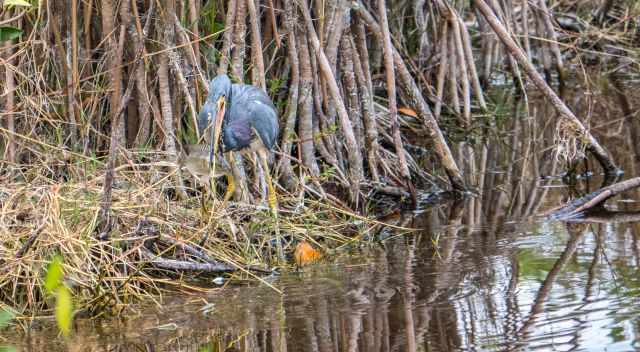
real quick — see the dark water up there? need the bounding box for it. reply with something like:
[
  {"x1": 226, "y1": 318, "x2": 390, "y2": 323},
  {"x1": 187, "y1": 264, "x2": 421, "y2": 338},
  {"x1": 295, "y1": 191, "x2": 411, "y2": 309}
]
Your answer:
[
  {"x1": 7, "y1": 211, "x2": 640, "y2": 351},
  {"x1": 5, "y1": 76, "x2": 640, "y2": 351}
]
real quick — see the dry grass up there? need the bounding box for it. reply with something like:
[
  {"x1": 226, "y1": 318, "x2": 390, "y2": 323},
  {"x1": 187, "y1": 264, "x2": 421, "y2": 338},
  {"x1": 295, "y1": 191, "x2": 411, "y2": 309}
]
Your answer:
[
  {"x1": 0, "y1": 151, "x2": 378, "y2": 316},
  {"x1": 2, "y1": 0, "x2": 637, "y2": 319}
]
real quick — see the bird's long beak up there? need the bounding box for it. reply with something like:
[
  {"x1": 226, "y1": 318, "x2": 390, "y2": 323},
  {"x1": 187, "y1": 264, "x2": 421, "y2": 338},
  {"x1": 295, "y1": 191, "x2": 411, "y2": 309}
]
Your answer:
[{"x1": 209, "y1": 96, "x2": 226, "y2": 168}]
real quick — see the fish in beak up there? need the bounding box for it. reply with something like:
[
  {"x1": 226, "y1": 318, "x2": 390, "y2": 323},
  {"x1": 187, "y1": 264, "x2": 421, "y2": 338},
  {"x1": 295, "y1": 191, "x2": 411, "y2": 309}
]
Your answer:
[{"x1": 209, "y1": 96, "x2": 226, "y2": 169}]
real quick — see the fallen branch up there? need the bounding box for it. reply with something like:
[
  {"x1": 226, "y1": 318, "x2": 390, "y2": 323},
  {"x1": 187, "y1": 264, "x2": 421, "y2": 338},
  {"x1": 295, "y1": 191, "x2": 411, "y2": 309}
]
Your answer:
[
  {"x1": 135, "y1": 220, "x2": 270, "y2": 274},
  {"x1": 139, "y1": 248, "x2": 235, "y2": 273},
  {"x1": 549, "y1": 177, "x2": 640, "y2": 219},
  {"x1": 563, "y1": 210, "x2": 640, "y2": 224}
]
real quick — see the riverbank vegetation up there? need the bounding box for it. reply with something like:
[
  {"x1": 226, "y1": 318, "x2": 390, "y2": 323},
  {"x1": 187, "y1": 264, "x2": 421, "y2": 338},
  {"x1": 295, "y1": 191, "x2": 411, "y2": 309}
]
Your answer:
[{"x1": 0, "y1": 0, "x2": 638, "y2": 319}]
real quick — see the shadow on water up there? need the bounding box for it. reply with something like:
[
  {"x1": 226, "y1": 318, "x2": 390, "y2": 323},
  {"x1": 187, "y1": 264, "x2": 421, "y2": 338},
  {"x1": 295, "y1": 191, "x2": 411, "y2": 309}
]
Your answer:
[{"x1": 5, "y1": 76, "x2": 640, "y2": 351}]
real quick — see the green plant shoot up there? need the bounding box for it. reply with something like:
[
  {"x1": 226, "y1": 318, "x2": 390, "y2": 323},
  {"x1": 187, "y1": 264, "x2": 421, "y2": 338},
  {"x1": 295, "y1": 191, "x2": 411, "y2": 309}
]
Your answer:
[
  {"x1": 44, "y1": 256, "x2": 64, "y2": 294},
  {"x1": 44, "y1": 256, "x2": 74, "y2": 337},
  {"x1": 55, "y1": 285, "x2": 73, "y2": 336}
]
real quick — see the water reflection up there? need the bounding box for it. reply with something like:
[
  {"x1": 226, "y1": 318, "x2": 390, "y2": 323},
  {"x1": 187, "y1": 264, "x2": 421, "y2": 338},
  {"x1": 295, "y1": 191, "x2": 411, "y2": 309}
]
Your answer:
[
  {"x1": 8, "y1": 206, "x2": 640, "y2": 351},
  {"x1": 6, "y1": 76, "x2": 640, "y2": 351}
]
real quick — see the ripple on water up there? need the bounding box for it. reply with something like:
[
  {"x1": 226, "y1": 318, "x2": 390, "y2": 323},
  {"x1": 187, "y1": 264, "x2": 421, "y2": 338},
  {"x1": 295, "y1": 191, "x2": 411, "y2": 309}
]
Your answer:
[{"x1": 4, "y1": 215, "x2": 640, "y2": 352}]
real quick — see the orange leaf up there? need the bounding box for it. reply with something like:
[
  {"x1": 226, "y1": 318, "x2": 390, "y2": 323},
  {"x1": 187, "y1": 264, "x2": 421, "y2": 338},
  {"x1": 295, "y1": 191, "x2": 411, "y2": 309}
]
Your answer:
[
  {"x1": 294, "y1": 241, "x2": 322, "y2": 266},
  {"x1": 398, "y1": 107, "x2": 418, "y2": 117}
]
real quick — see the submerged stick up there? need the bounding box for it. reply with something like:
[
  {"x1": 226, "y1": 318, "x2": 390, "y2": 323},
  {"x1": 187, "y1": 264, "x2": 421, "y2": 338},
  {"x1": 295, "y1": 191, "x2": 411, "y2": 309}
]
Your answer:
[
  {"x1": 549, "y1": 177, "x2": 640, "y2": 219},
  {"x1": 561, "y1": 211, "x2": 640, "y2": 224}
]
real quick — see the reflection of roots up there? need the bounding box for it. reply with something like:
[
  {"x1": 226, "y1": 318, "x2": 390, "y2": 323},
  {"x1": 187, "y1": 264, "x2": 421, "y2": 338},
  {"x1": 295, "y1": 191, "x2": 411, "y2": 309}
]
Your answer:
[{"x1": 554, "y1": 119, "x2": 587, "y2": 163}]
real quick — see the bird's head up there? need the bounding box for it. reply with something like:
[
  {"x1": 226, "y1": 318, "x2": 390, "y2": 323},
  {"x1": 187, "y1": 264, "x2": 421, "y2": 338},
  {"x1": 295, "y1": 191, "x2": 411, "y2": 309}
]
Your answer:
[{"x1": 199, "y1": 74, "x2": 232, "y2": 168}]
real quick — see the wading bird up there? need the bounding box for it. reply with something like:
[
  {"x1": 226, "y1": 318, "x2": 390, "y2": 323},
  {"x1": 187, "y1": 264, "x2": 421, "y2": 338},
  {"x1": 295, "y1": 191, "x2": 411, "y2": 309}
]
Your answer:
[{"x1": 197, "y1": 74, "x2": 279, "y2": 215}]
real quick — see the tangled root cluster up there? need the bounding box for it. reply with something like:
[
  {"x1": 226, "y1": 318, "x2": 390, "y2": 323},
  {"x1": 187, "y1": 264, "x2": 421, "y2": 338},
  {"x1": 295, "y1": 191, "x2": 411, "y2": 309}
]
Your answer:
[{"x1": 553, "y1": 118, "x2": 588, "y2": 163}]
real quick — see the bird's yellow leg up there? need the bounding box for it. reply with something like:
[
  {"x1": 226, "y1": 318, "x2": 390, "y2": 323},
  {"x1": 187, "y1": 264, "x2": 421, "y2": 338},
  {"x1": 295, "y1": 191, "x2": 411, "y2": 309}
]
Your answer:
[
  {"x1": 259, "y1": 151, "x2": 278, "y2": 217},
  {"x1": 222, "y1": 173, "x2": 235, "y2": 205},
  {"x1": 258, "y1": 149, "x2": 283, "y2": 261},
  {"x1": 209, "y1": 169, "x2": 217, "y2": 200}
]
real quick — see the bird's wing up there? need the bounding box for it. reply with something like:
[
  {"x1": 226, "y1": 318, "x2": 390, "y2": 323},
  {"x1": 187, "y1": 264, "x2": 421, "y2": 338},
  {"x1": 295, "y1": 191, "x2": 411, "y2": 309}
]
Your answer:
[
  {"x1": 222, "y1": 117, "x2": 256, "y2": 151},
  {"x1": 247, "y1": 100, "x2": 279, "y2": 150},
  {"x1": 227, "y1": 84, "x2": 279, "y2": 150}
]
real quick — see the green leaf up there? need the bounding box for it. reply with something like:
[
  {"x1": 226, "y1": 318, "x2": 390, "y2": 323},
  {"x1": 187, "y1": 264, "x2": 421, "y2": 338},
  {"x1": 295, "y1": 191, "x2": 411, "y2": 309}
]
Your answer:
[
  {"x1": 44, "y1": 256, "x2": 64, "y2": 295},
  {"x1": 0, "y1": 346, "x2": 18, "y2": 352},
  {"x1": 55, "y1": 285, "x2": 73, "y2": 337},
  {"x1": 0, "y1": 27, "x2": 22, "y2": 42},
  {"x1": 0, "y1": 308, "x2": 16, "y2": 328},
  {"x1": 3, "y1": 0, "x2": 32, "y2": 7}
]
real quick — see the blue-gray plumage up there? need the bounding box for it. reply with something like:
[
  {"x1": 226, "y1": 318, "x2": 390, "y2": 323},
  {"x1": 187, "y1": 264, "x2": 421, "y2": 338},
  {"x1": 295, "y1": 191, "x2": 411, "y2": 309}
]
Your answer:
[
  {"x1": 196, "y1": 74, "x2": 280, "y2": 217},
  {"x1": 197, "y1": 74, "x2": 279, "y2": 153}
]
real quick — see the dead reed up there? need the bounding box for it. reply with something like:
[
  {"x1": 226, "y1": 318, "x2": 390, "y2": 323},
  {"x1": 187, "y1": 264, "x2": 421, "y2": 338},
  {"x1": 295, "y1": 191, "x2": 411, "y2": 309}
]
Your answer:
[
  {"x1": 0, "y1": 150, "x2": 392, "y2": 314},
  {"x1": 1, "y1": 0, "x2": 638, "y2": 317}
]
